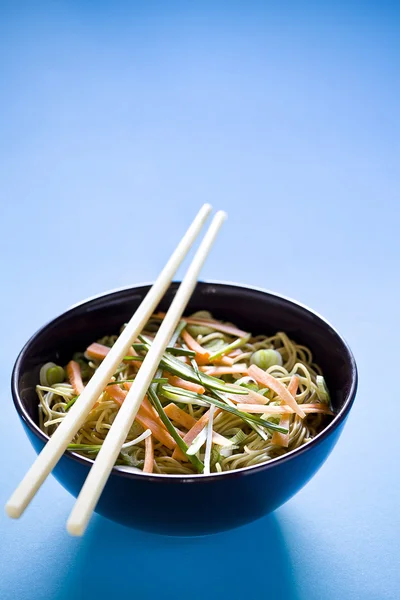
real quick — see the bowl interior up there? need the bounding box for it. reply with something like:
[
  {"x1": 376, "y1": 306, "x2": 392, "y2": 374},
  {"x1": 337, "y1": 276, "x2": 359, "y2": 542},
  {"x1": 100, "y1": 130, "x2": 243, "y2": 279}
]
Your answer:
[{"x1": 14, "y1": 282, "x2": 356, "y2": 454}]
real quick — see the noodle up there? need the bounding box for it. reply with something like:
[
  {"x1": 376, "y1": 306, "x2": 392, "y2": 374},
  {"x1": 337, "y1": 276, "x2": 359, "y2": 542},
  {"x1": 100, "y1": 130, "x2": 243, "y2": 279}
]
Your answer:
[{"x1": 36, "y1": 312, "x2": 333, "y2": 475}]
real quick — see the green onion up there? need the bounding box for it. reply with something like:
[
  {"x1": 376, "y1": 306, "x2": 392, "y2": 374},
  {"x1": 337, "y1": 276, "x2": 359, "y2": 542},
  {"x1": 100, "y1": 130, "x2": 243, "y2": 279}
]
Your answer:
[
  {"x1": 65, "y1": 396, "x2": 78, "y2": 410},
  {"x1": 208, "y1": 334, "x2": 251, "y2": 361},
  {"x1": 202, "y1": 394, "x2": 287, "y2": 433},
  {"x1": 166, "y1": 347, "x2": 196, "y2": 357},
  {"x1": 105, "y1": 377, "x2": 168, "y2": 386},
  {"x1": 190, "y1": 355, "x2": 204, "y2": 385},
  {"x1": 147, "y1": 385, "x2": 204, "y2": 473},
  {"x1": 209, "y1": 389, "x2": 268, "y2": 441},
  {"x1": 130, "y1": 343, "x2": 195, "y2": 358},
  {"x1": 250, "y1": 349, "x2": 282, "y2": 369},
  {"x1": 46, "y1": 365, "x2": 65, "y2": 386},
  {"x1": 159, "y1": 387, "x2": 209, "y2": 407},
  {"x1": 186, "y1": 427, "x2": 207, "y2": 455},
  {"x1": 138, "y1": 335, "x2": 246, "y2": 395},
  {"x1": 210, "y1": 447, "x2": 220, "y2": 467},
  {"x1": 186, "y1": 311, "x2": 214, "y2": 337},
  {"x1": 168, "y1": 319, "x2": 187, "y2": 346},
  {"x1": 316, "y1": 375, "x2": 331, "y2": 407},
  {"x1": 160, "y1": 384, "x2": 287, "y2": 434},
  {"x1": 229, "y1": 429, "x2": 248, "y2": 445}
]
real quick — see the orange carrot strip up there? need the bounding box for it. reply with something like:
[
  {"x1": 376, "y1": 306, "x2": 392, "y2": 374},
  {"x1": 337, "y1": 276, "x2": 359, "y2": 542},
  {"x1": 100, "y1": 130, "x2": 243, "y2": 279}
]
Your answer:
[
  {"x1": 235, "y1": 403, "x2": 334, "y2": 415},
  {"x1": 248, "y1": 365, "x2": 306, "y2": 418},
  {"x1": 105, "y1": 384, "x2": 127, "y2": 405},
  {"x1": 165, "y1": 403, "x2": 197, "y2": 430},
  {"x1": 228, "y1": 348, "x2": 243, "y2": 358},
  {"x1": 271, "y1": 376, "x2": 298, "y2": 447},
  {"x1": 105, "y1": 385, "x2": 175, "y2": 448},
  {"x1": 181, "y1": 329, "x2": 210, "y2": 365},
  {"x1": 172, "y1": 408, "x2": 222, "y2": 461},
  {"x1": 123, "y1": 383, "x2": 168, "y2": 429},
  {"x1": 66, "y1": 360, "x2": 85, "y2": 395},
  {"x1": 135, "y1": 413, "x2": 176, "y2": 450},
  {"x1": 86, "y1": 342, "x2": 142, "y2": 369},
  {"x1": 227, "y1": 389, "x2": 268, "y2": 405},
  {"x1": 143, "y1": 435, "x2": 154, "y2": 473},
  {"x1": 125, "y1": 346, "x2": 143, "y2": 370},
  {"x1": 212, "y1": 355, "x2": 234, "y2": 366},
  {"x1": 167, "y1": 374, "x2": 205, "y2": 395},
  {"x1": 153, "y1": 313, "x2": 248, "y2": 338},
  {"x1": 200, "y1": 363, "x2": 248, "y2": 376},
  {"x1": 86, "y1": 342, "x2": 110, "y2": 361},
  {"x1": 165, "y1": 403, "x2": 232, "y2": 447}
]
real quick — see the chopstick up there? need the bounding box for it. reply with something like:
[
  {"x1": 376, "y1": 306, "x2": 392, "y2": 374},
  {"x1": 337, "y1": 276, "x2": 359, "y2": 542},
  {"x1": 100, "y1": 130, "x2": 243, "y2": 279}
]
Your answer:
[
  {"x1": 66, "y1": 210, "x2": 227, "y2": 536},
  {"x1": 5, "y1": 204, "x2": 212, "y2": 519}
]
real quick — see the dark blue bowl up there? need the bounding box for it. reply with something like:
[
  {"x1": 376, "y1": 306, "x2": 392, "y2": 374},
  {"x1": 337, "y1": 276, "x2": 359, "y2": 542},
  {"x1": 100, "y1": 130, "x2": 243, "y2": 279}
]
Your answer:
[{"x1": 12, "y1": 281, "x2": 357, "y2": 535}]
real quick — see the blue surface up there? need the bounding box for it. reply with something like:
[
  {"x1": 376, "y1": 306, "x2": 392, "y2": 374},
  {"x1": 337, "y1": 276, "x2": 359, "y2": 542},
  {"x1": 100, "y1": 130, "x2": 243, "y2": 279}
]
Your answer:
[{"x1": 0, "y1": 2, "x2": 399, "y2": 599}]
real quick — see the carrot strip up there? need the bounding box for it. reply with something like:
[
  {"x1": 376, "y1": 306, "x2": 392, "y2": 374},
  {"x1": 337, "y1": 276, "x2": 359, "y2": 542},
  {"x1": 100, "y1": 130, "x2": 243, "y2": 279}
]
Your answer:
[
  {"x1": 166, "y1": 374, "x2": 205, "y2": 395},
  {"x1": 66, "y1": 360, "x2": 85, "y2": 395},
  {"x1": 105, "y1": 385, "x2": 175, "y2": 449},
  {"x1": 227, "y1": 389, "x2": 268, "y2": 405},
  {"x1": 86, "y1": 342, "x2": 110, "y2": 361},
  {"x1": 235, "y1": 403, "x2": 334, "y2": 415},
  {"x1": 183, "y1": 319, "x2": 248, "y2": 338},
  {"x1": 271, "y1": 376, "x2": 298, "y2": 447},
  {"x1": 135, "y1": 413, "x2": 176, "y2": 450},
  {"x1": 200, "y1": 363, "x2": 248, "y2": 376},
  {"x1": 165, "y1": 403, "x2": 197, "y2": 430},
  {"x1": 124, "y1": 346, "x2": 143, "y2": 370},
  {"x1": 123, "y1": 383, "x2": 168, "y2": 431},
  {"x1": 228, "y1": 348, "x2": 243, "y2": 358},
  {"x1": 172, "y1": 408, "x2": 222, "y2": 461},
  {"x1": 86, "y1": 341, "x2": 142, "y2": 369},
  {"x1": 123, "y1": 382, "x2": 155, "y2": 415},
  {"x1": 212, "y1": 355, "x2": 234, "y2": 366},
  {"x1": 105, "y1": 384, "x2": 127, "y2": 405},
  {"x1": 165, "y1": 403, "x2": 231, "y2": 447},
  {"x1": 181, "y1": 329, "x2": 210, "y2": 365},
  {"x1": 153, "y1": 313, "x2": 248, "y2": 338},
  {"x1": 143, "y1": 435, "x2": 154, "y2": 473},
  {"x1": 247, "y1": 365, "x2": 306, "y2": 418}
]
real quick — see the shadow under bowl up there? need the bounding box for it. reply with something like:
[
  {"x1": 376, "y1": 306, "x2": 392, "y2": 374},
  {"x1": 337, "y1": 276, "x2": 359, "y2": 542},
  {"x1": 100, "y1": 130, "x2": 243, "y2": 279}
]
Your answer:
[{"x1": 12, "y1": 281, "x2": 357, "y2": 535}]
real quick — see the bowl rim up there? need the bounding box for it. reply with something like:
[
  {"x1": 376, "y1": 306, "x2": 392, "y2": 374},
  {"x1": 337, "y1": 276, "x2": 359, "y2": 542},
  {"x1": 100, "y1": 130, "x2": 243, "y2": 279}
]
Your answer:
[{"x1": 11, "y1": 280, "x2": 358, "y2": 484}]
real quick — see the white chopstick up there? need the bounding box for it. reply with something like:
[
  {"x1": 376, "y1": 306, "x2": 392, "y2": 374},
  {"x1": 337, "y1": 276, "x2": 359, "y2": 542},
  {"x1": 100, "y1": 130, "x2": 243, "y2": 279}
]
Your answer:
[
  {"x1": 66, "y1": 210, "x2": 227, "y2": 536},
  {"x1": 5, "y1": 204, "x2": 212, "y2": 519}
]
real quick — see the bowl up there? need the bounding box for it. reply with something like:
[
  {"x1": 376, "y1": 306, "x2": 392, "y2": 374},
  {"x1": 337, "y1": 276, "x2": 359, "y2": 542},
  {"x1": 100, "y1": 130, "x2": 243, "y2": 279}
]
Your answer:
[{"x1": 12, "y1": 281, "x2": 357, "y2": 535}]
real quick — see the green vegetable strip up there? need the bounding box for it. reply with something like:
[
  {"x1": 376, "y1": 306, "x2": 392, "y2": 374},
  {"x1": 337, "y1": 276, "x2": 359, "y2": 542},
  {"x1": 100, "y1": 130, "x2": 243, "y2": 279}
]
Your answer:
[
  {"x1": 146, "y1": 320, "x2": 204, "y2": 473},
  {"x1": 147, "y1": 386, "x2": 204, "y2": 473},
  {"x1": 137, "y1": 335, "x2": 245, "y2": 394},
  {"x1": 169, "y1": 319, "x2": 187, "y2": 346},
  {"x1": 208, "y1": 334, "x2": 251, "y2": 361},
  {"x1": 165, "y1": 347, "x2": 196, "y2": 357},
  {"x1": 159, "y1": 385, "x2": 288, "y2": 433},
  {"x1": 130, "y1": 343, "x2": 195, "y2": 357},
  {"x1": 65, "y1": 396, "x2": 78, "y2": 411},
  {"x1": 210, "y1": 389, "x2": 268, "y2": 440},
  {"x1": 190, "y1": 356, "x2": 204, "y2": 385},
  {"x1": 65, "y1": 376, "x2": 169, "y2": 411},
  {"x1": 106, "y1": 377, "x2": 168, "y2": 386},
  {"x1": 202, "y1": 393, "x2": 288, "y2": 433}
]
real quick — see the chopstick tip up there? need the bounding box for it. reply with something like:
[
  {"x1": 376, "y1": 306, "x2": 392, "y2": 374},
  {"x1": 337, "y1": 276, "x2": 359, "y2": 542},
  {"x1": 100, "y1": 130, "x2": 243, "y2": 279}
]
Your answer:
[
  {"x1": 66, "y1": 519, "x2": 86, "y2": 537},
  {"x1": 5, "y1": 501, "x2": 21, "y2": 519},
  {"x1": 216, "y1": 210, "x2": 228, "y2": 222}
]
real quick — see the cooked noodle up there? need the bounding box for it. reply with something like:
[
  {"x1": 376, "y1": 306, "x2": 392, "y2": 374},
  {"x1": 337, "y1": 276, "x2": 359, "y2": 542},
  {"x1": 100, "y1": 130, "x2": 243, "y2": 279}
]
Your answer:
[{"x1": 37, "y1": 312, "x2": 332, "y2": 475}]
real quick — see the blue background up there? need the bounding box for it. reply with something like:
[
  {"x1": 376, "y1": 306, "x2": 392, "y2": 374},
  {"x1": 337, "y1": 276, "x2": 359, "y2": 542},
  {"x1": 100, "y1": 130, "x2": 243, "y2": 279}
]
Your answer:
[{"x1": 0, "y1": 2, "x2": 399, "y2": 599}]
